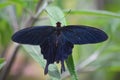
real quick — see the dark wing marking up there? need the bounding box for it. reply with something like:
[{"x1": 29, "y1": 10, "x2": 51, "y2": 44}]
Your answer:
[
  {"x1": 12, "y1": 26, "x2": 55, "y2": 45},
  {"x1": 62, "y1": 25, "x2": 108, "y2": 44}
]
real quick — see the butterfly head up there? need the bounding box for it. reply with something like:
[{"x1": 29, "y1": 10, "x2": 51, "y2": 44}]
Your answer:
[{"x1": 56, "y1": 22, "x2": 61, "y2": 27}]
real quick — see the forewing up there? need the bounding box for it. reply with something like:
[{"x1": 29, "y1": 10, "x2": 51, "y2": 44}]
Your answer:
[
  {"x1": 62, "y1": 25, "x2": 108, "y2": 44},
  {"x1": 12, "y1": 26, "x2": 55, "y2": 45}
]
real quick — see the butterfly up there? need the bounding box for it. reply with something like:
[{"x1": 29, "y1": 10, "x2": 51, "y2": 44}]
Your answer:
[{"x1": 12, "y1": 22, "x2": 108, "y2": 74}]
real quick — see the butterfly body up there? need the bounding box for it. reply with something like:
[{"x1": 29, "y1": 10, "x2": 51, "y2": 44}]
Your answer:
[{"x1": 12, "y1": 22, "x2": 108, "y2": 74}]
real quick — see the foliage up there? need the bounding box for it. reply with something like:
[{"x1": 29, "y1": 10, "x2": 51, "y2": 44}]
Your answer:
[{"x1": 0, "y1": 0, "x2": 120, "y2": 80}]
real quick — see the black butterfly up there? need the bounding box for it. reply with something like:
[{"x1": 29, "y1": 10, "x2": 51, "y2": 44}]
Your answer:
[{"x1": 12, "y1": 22, "x2": 108, "y2": 74}]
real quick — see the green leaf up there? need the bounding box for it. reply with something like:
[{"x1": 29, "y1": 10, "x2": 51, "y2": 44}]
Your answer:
[
  {"x1": 68, "y1": 10, "x2": 120, "y2": 18},
  {"x1": 46, "y1": 6, "x2": 66, "y2": 26},
  {"x1": 46, "y1": 6, "x2": 78, "y2": 80},
  {"x1": 66, "y1": 55, "x2": 78, "y2": 80},
  {"x1": 0, "y1": 2, "x2": 12, "y2": 8},
  {"x1": 0, "y1": 58, "x2": 5, "y2": 69},
  {"x1": 110, "y1": 19, "x2": 120, "y2": 33},
  {"x1": 22, "y1": 45, "x2": 61, "y2": 79},
  {"x1": 0, "y1": 1, "x2": 23, "y2": 9}
]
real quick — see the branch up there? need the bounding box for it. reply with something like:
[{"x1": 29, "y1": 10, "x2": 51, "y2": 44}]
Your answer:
[
  {"x1": 0, "y1": 44, "x2": 20, "y2": 80},
  {"x1": 23, "y1": 0, "x2": 48, "y2": 27}
]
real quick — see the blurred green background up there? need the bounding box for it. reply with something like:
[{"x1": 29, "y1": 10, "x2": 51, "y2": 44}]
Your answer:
[{"x1": 0, "y1": 0, "x2": 120, "y2": 80}]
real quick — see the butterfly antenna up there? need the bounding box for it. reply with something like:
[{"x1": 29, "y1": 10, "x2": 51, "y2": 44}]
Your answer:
[
  {"x1": 58, "y1": 9, "x2": 71, "y2": 21},
  {"x1": 45, "y1": 10, "x2": 58, "y2": 22},
  {"x1": 64, "y1": 9, "x2": 71, "y2": 18}
]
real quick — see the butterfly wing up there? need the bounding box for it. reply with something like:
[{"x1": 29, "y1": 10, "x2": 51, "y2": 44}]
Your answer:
[
  {"x1": 40, "y1": 31, "x2": 73, "y2": 74},
  {"x1": 62, "y1": 25, "x2": 108, "y2": 44},
  {"x1": 12, "y1": 26, "x2": 55, "y2": 45}
]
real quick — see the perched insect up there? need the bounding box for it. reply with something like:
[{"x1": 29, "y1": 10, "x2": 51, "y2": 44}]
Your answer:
[{"x1": 12, "y1": 22, "x2": 108, "y2": 74}]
